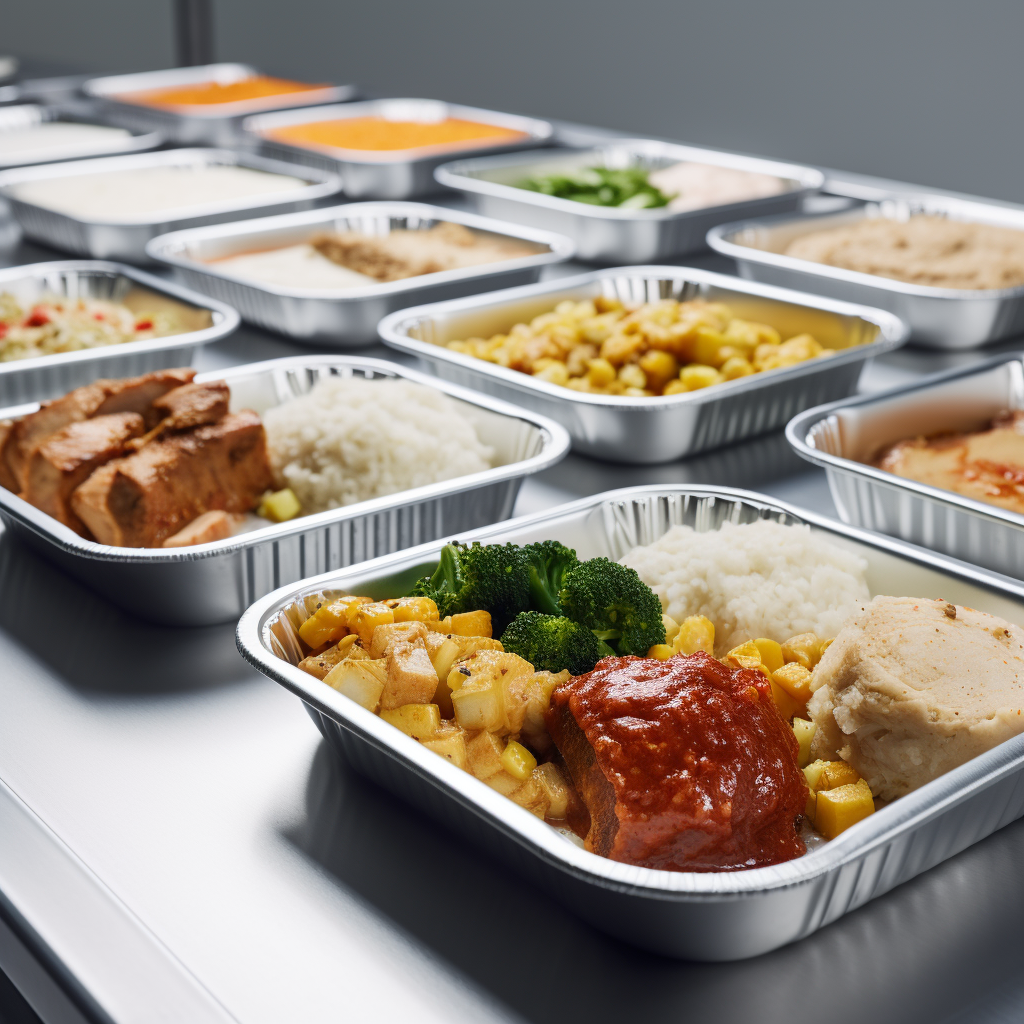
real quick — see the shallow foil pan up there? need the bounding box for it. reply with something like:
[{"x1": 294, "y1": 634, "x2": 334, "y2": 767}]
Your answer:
[
  {"x1": 0, "y1": 355, "x2": 569, "y2": 626},
  {"x1": 0, "y1": 260, "x2": 238, "y2": 404},
  {"x1": 434, "y1": 140, "x2": 824, "y2": 262},
  {"x1": 236, "y1": 483, "x2": 1024, "y2": 960},
  {"x1": 243, "y1": 98, "x2": 553, "y2": 200},
  {"x1": 378, "y1": 266, "x2": 907, "y2": 463},
  {"x1": 0, "y1": 147, "x2": 344, "y2": 263},
  {"x1": 146, "y1": 202, "x2": 575, "y2": 344},
  {"x1": 0, "y1": 104, "x2": 162, "y2": 168},
  {"x1": 707, "y1": 196, "x2": 1024, "y2": 349},
  {"x1": 83, "y1": 63, "x2": 358, "y2": 147},
  {"x1": 786, "y1": 353, "x2": 1024, "y2": 579}
]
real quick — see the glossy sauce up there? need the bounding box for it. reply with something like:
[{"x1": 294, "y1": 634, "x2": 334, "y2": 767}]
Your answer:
[
  {"x1": 546, "y1": 652, "x2": 807, "y2": 872},
  {"x1": 266, "y1": 116, "x2": 526, "y2": 153},
  {"x1": 121, "y1": 76, "x2": 329, "y2": 108}
]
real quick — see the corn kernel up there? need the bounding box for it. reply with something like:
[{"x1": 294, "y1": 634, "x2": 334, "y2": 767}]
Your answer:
[
  {"x1": 792, "y1": 717, "x2": 816, "y2": 768},
  {"x1": 813, "y1": 779, "x2": 875, "y2": 839},
  {"x1": 720, "y1": 356, "x2": 755, "y2": 381},
  {"x1": 772, "y1": 661, "x2": 814, "y2": 703},
  {"x1": 258, "y1": 487, "x2": 301, "y2": 522},
  {"x1": 618, "y1": 363, "x2": 647, "y2": 389},
  {"x1": 769, "y1": 676, "x2": 804, "y2": 721},
  {"x1": 501, "y1": 739, "x2": 537, "y2": 781},
  {"x1": 533, "y1": 361, "x2": 570, "y2": 387},
  {"x1": 818, "y1": 760, "x2": 862, "y2": 790},
  {"x1": 386, "y1": 596, "x2": 439, "y2": 623},
  {"x1": 638, "y1": 349, "x2": 679, "y2": 392},
  {"x1": 674, "y1": 614, "x2": 715, "y2": 656},
  {"x1": 661, "y1": 614, "x2": 681, "y2": 644},
  {"x1": 782, "y1": 633, "x2": 823, "y2": 670},
  {"x1": 725, "y1": 640, "x2": 763, "y2": 671},
  {"x1": 778, "y1": 334, "x2": 824, "y2": 362},
  {"x1": 753, "y1": 638, "x2": 784, "y2": 673},
  {"x1": 679, "y1": 364, "x2": 722, "y2": 390},
  {"x1": 648, "y1": 644, "x2": 676, "y2": 660},
  {"x1": 662, "y1": 380, "x2": 690, "y2": 396},
  {"x1": 587, "y1": 358, "x2": 617, "y2": 387}
]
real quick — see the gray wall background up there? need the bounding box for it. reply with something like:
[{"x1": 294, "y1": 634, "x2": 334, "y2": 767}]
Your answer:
[{"x1": 7, "y1": 0, "x2": 1024, "y2": 203}]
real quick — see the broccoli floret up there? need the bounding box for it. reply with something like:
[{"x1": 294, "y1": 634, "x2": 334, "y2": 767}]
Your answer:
[
  {"x1": 409, "y1": 541, "x2": 530, "y2": 628},
  {"x1": 500, "y1": 611, "x2": 603, "y2": 675},
  {"x1": 523, "y1": 540, "x2": 579, "y2": 617},
  {"x1": 559, "y1": 557, "x2": 665, "y2": 657}
]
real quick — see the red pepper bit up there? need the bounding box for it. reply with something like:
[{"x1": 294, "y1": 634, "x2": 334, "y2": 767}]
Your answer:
[
  {"x1": 134, "y1": 319, "x2": 154, "y2": 331},
  {"x1": 93, "y1": 312, "x2": 105, "y2": 321},
  {"x1": 24, "y1": 312, "x2": 50, "y2": 328},
  {"x1": 0, "y1": 323, "x2": 7, "y2": 338}
]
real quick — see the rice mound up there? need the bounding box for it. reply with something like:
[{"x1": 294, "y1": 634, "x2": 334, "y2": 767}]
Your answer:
[
  {"x1": 620, "y1": 520, "x2": 870, "y2": 652},
  {"x1": 263, "y1": 377, "x2": 494, "y2": 513}
]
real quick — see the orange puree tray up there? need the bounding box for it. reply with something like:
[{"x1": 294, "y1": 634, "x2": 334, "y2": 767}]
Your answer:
[
  {"x1": 83, "y1": 63, "x2": 358, "y2": 147},
  {"x1": 244, "y1": 98, "x2": 553, "y2": 200}
]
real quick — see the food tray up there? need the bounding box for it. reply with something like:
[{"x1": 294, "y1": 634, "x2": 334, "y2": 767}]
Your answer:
[
  {"x1": 0, "y1": 104, "x2": 162, "y2": 168},
  {"x1": 0, "y1": 260, "x2": 238, "y2": 404},
  {"x1": 236, "y1": 483, "x2": 1024, "y2": 960},
  {"x1": 786, "y1": 353, "x2": 1024, "y2": 579},
  {"x1": 0, "y1": 147, "x2": 344, "y2": 263},
  {"x1": 243, "y1": 98, "x2": 554, "y2": 200},
  {"x1": 707, "y1": 196, "x2": 1024, "y2": 349},
  {"x1": 378, "y1": 266, "x2": 907, "y2": 463},
  {"x1": 433, "y1": 140, "x2": 824, "y2": 262},
  {"x1": 0, "y1": 355, "x2": 570, "y2": 626},
  {"x1": 146, "y1": 202, "x2": 575, "y2": 344},
  {"x1": 82, "y1": 63, "x2": 358, "y2": 147}
]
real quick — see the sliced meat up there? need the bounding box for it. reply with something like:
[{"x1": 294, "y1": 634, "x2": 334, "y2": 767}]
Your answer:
[
  {"x1": 152, "y1": 381, "x2": 229, "y2": 431},
  {"x1": 5, "y1": 369, "x2": 195, "y2": 489},
  {"x1": 70, "y1": 411, "x2": 273, "y2": 547},
  {"x1": 22, "y1": 412, "x2": 145, "y2": 534},
  {"x1": 0, "y1": 420, "x2": 16, "y2": 492},
  {"x1": 162, "y1": 509, "x2": 237, "y2": 547}
]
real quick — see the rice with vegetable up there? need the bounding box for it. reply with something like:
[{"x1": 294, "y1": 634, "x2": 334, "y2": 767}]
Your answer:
[
  {"x1": 620, "y1": 520, "x2": 869, "y2": 653},
  {"x1": 263, "y1": 376, "x2": 494, "y2": 513}
]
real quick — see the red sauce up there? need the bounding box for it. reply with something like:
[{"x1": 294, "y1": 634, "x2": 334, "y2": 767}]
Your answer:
[{"x1": 546, "y1": 652, "x2": 807, "y2": 872}]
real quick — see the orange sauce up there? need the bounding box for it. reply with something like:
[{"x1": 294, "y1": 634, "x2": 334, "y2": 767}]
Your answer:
[
  {"x1": 266, "y1": 116, "x2": 525, "y2": 153},
  {"x1": 120, "y1": 76, "x2": 330, "y2": 109}
]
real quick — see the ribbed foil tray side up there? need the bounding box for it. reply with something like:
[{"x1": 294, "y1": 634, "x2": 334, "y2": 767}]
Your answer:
[{"x1": 9, "y1": 200, "x2": 91, "y2": 255}]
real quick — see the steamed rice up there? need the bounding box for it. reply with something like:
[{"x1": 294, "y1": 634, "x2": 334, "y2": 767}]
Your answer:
[
  {"x1": 263, "y1": 377, "x2": 494, "y2": 513},
  {"x1": 620, "y1": 520, "x2": 869, "y2": 652}
]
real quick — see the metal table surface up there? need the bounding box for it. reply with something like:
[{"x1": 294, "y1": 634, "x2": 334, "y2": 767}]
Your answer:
[{"x1": 3, "y1": 168, "x2": 1024, "y2": 1024}]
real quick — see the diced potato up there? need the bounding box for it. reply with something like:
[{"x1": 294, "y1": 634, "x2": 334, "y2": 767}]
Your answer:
[
  {"x1": 533, "y1": 762, "x2": 571, "y2": 819},
  {"x1": 768, "y1": 676, "x2": 804, "y2": 721},
  {"x1": 380, "y1": 703, "x2": 442, "y2": 740},
  {"x1": 369, "y1": 620, "x2": 428, "y2": 660},
  {"x1": 322, "y1": 658, "x2": 387, "y2": 712},
  {"x1": 381, "y1": 642, "x2": 439, "y2": 710},
  {"x1": 466, "y1": 730, "x2": 506, "y2": 780},
  {"x1": 507, "y1": 775, "x2": 550, "y2": 818},
  {"x1": 772, "y1": 662, "x2": 814, "y2": 703},
  {"x1": 792, "y1": 717, "x2": 816, "y2": 768},
  {"x1": 450, "y1": 650, "x2": 534, "y2": 734},
  {"x1": 501, "y1": 740, "x2": 537, "y2": 781},
  {"x1": 298, "y1": 633, "x2": 366, "y2": 680},
  {"x1": 818, "y1": 760, "x2": 862, "y2": 791},
  {"x1": 753, "y1": 638, "x2": 784, "y2": 674},
  {"x1": 451, "y1": 678, "x2": 503, "y2": 731},
  {"x1": 350, "y1": 601, "x2": 395, "y2": 646},
  {"x1": 422, "y1": 727, "x2": 469, "y2": 771},
  {"x1": 679, "y1": 364, "x2": 722, "y2": 390},
  {"x1": 724, "y1": 640, "x2": 762, "y2": 671},
  {"x1": 639, "y1": 350, "x2": 679, "y2": 392},
  {"x1": 519, "y1": 670, "x2": 568, "y2": 754},
  {"x1": 447, "y1": 610, "x2": 492, "y2": 637},
  {"x1": 257, "y1": 487, "x2": 301, "y2": 523},
  {"x1": 648, "y1": 644, "x2": 676, "y2": 660},
  {"x1": 813, "y1": 779, "x2": 875, "y2": 840},
  {"x1": 719, "y1": 356, "x2": 755, "y2": 381},
  {"x1": 298, "y1": 594, "x2": 368, "y2": 649},
  {"x1": 661, "y1": 614, "x2": 681, "y2": 645},
  {"x1": 386, "y1": 596, "x2": 440, "y2": 623},
  {"x1": 673, "y1": 614, "x2": 715, "y2": 656},
  {"x1": 781, "y1": 632, "x2": 823, "y2": 670},
  {"x1": 484, "y1": 770, "x2": 523, "y2": 797}
]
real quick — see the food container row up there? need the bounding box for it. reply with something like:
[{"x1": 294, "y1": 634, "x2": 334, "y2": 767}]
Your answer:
[{"x1": 235, "y1": 483, "x2": 1024, "y2": 959}]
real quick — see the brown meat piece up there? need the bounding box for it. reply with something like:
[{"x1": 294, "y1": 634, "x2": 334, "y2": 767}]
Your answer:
[
  {"x1": 152, "y1": 381, "x2": 229, "y2": 431},
  {"x1": 162, "y1": 509, "x2": 237, "y2": 547},
  {"x1": 0, "y1": 420, "x2": 16, "y2": 492},
  {"x1": 22, "y1": 412, "x2": 145, "y2": 534},
  {"x1": 3, "y1": 369, "x2": 195, "y2": 489},
  {"x1": 70, "y1": 411, "x2": 273, "y2": 548}
]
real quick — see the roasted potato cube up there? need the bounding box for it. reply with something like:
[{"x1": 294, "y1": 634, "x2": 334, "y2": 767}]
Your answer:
[
  {"x1": 772, "y1": 661, "x2": 813, "y2": 703},
  {"x1": 446, "y1": 610, "x2": 492, "y2": 638},
  {"x1": 813, "y1": 779, "x2": 875, "y2": 839},
  {"x1": 450, "y1": 650, "x2": 535, "y2": 735},
  {"x1": 803, "y1": 758, "x2": 864, "y2": 821},
  {"x1": 507, "y1": 775, "x2": 550, "y2": 818},
  {"x1": 351, "y1": 601, "x2": 395, "y2": 646},
  {"x1": 258, "y1": 487, "x2": 301, "y2": 523},
  {"x1": 369, "y1": 620, "x2": 429, "y2": 659},
  {"x1": 422, "y1": 726, "x2": 469, "y2": 770},
  {"x1": 533, "y1": 762, "x2": 571, "y2": 819},
  {"x1": 298, "y1": 594, "x2": 369, "y2": 649},
  {"x1": 380, "y1": 703, "x2": 442, "y2": 740},
  {"x1": 673, "y1": 615, "x2": 715, "y2": 656},
  {"x1": 298, "y1": 634, "x2": 365, "y2": 680},
  {"x1": 792, "y1": 717, "x2": 816, "y2": 768},
  {"x1": 322, "y1": 658, "x2": 387, "y2": 712},
  {"x1": 485, "y1": 769, "x2": 523, "y2": 797},
  {"x1": 466, "y1": 730, "x2": 506, "y2": 780},
  {"x1": 781, "y1": 632, "x2": 823, "y2": 670},
  {"x1": 381, "y1": 642, "x2": 439, "y2": 710},
  {"x1": 386, "y1": 596, "x2": 440, "y2": 623},
  {"x1": 753, "y1": 638, "x2": 784, "y2": 673},
  {"x1": 648, "y1": 644, "x2": 676, "y2": 660},
  {"x1": 520, "y1": 670, "x2": 568, "y2": 754},
  {"x1": 501, "y1": 739, "x2": 537, "y2": 781},
  {"x1": 661, "y1": 614, "x2": 681, "y2": 645},
  {"x1": 724, "y1": 640, "x2": 763, "y2": 671},
  {"x1": 768, "y1": 676, "x2": 804, "y2": 721}
]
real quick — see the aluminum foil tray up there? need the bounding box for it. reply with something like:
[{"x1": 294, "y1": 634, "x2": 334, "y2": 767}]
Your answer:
[
  {"x1": 787, "y1": 353, "x2": 1024, "y2": 578},
  {"x1": 82, "y1": 63, "x2": 358, "y2": 147},
  {"x1": 0, "y1": 104, "x2": 162, "y2": 168},
  {"x1": 0, "y1": 147, "x2": 344, "y2": 263},
  {"x1": 707, "y1": 196, "x2": 1024, "y2": 349},
  {"x1": 0, "y1": 260, "x2": 238, "y2": 404},
  {"x1": 378, "y1": 266, "x2": 907, "y2": 463},
  {"x1": 146, "y1": 202, "x2": 575, "y2": 344},
  {"x1": 236, "y1": 484, "x2": 1024, "y2": 960},
  {"x1": 0, "y1": 355, "x2": 569, "y2": 626},
  {"x1": 243, "y1": 98, "x2": 553, "y2": 200},
  {"x1": 434, "y1": 140, "x2": 823, "y2": 262}
]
